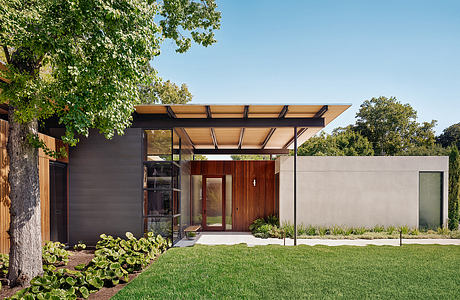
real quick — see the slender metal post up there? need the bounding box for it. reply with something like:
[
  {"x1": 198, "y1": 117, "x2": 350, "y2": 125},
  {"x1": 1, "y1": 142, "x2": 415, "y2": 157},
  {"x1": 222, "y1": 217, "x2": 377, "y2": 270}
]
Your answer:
[{"x1": 294, "y1": 127, "x2": 297, "y2": 246}]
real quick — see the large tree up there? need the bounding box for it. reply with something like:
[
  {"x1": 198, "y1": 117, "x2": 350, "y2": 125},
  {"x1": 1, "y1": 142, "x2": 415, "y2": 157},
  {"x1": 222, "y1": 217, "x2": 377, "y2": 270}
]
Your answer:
[
  {"x1": 297, "y1": 129, "x2": 374, "y2": 156},
  {"x1": 354, "y1": 96, "x2": 437, "y2": 155},
  {"x1": 437, "y1": 123, "x2": 460, "y2": 150},
  {"x1": 0, "y1": 0, "x2": 220, "y2": 286},
  {"x1": 448, "y1": 146, "x2": 460, "y2": 230}
]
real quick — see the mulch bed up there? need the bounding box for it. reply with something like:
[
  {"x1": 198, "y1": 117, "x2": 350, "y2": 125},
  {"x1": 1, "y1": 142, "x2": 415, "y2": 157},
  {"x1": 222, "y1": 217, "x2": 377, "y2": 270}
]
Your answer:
[{"x1": 0, "y1": 250, "x2": 154, "y2": 300}]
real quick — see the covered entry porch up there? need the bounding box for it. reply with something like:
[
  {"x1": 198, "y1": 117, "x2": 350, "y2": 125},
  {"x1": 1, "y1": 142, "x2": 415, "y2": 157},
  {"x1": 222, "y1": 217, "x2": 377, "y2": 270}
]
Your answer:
[{"x1": 135, "y1": 103, "x2": 349, "y2": 243}]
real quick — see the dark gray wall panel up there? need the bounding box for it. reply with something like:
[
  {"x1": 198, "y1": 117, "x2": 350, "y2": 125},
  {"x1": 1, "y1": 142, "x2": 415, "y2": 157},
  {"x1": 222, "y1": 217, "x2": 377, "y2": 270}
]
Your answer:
[{"x1": 69, "y1": 129, "x2": 142, "y2": 245}]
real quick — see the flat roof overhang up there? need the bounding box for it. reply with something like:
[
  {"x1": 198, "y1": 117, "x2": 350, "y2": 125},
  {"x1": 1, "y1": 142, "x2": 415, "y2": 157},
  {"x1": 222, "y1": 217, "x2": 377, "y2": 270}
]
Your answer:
[{"x1": 134, "y1": 104, "x2": 350, "y2": 155}]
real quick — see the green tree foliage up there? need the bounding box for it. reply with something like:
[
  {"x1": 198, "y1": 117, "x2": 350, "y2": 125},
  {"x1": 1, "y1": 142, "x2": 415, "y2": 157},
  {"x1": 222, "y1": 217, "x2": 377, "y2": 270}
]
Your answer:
[
  {"x1": 193, "y1": 154, "x2": 208, "y2": 160},
  {"x1": 448, "y1": 146, "x2": 460, "y2": 230},
  {"x1": 231, "y1": 155, "x2": 271, "y2": 160},
  {"x1": 0, "y1": 0, "x2": 220, "y2": 146},
  {"x1": 354, "y1": 97, "x2": 437, "y2": 155},
  {"x1": 0, "y1": 0, "x2": 220, "y2": 286},
  {"x1": 139, "y1": 63, "x2": 192, "y2": 104},
  {"x1": 297, "y1": 129, "x2": 374, "y2": 156},
  {"x1": 437, "y1": 123, "x2": 460, "y2": 149}
]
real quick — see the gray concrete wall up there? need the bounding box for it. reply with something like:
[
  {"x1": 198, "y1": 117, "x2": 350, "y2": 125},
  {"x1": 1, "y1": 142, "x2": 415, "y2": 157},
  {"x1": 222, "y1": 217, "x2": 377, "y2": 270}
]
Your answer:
[{"x1": 276, "y1": 156, "x2": 449, "y2": 228}]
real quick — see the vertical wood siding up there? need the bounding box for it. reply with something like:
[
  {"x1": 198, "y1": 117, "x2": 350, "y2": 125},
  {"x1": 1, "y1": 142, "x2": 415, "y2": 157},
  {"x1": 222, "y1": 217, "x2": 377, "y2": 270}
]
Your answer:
[
  {"x1": 0, "y1": 119, "x2": 68, "y2": 253},
  {"x1": 191, "y1": 161, "x2": 276, "y2": 231}
]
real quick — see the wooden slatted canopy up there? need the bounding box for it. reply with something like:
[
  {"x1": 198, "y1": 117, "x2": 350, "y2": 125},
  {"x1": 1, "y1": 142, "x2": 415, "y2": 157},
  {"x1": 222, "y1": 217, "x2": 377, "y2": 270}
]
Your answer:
[{"x1": 134, "y1": 104, "x2": 350, "y2": 154}]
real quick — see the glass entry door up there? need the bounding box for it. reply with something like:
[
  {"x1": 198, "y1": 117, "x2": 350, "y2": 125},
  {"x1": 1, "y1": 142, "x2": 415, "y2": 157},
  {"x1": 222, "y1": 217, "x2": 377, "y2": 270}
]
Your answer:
[{"x1": 203, "y1": 176, "x2": 225, "y2": 230}]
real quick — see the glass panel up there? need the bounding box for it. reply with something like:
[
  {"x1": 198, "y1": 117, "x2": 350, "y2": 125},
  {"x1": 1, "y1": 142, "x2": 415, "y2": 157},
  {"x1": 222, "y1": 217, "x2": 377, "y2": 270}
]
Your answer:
[
  {"x1": 191, "y1": 175, "x2": 202, "y2": 225},
  {"x1": 226, "y1": 175, "x2": 232, "y2": 230},
  {"x1": 147, "y1": 217, "x2": 172, "y2": 238},
  {"x1": 173, "y1": 129, "x2": 180, "y2": 161},
  {"x1": 419, "y1": 172, "x2": 442, "y2": 229},
  {"x1": 206, "y1": 177, "x2": 223, "y2": 228},
  {"x1": 143, "y1": 162, "x2": 179, "y2": 189},
  {"x1": 145, "y1": 130, "x2": 171, "y2": 161},
  {"x1": 173, "y1": 215, "x2": 181, "y2": 242},
  {"x1": 145, "y1": 191, "x2": 172, "y2": 216}
]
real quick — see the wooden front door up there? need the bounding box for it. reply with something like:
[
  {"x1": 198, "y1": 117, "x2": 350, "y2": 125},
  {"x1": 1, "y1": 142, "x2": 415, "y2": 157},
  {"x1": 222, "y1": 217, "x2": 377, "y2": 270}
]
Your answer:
[{"x1": 202, "y1": 175, "x2": 226, "y2": 231}]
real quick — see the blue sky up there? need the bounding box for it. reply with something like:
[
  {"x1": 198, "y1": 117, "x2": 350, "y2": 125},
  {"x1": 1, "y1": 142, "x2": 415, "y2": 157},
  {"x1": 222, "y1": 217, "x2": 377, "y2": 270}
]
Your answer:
[{"x1": 153, "y1": 0, "x2": 460, "y2": 134}]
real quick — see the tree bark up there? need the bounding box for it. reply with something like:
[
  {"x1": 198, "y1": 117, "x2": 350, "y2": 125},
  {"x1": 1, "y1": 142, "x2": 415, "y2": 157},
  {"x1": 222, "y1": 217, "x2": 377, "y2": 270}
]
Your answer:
[{"x1": 7, "y1": 108, "x2": 43, "y2": 287}]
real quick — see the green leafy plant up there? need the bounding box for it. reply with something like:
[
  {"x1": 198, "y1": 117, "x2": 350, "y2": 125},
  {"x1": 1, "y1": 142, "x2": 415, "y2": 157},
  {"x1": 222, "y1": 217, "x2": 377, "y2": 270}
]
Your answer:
[
  {"x1": 410, "y1": 228, "x2": 420, "y2": 235},
  {"x1": 386, "y1": 226, "x2": 396, "y2": 235},
  {"x1": 399, "y1": 226, "x2": 410, "y2": 235},
  {"x1": 373, "y1": 225, "x2": 385, "y2": 233},
  {"x1": 8, "y1": 232, "x2": 171, "y2": 299},
  {"x1": 0, "y1": 253, "x2": 8, "y2": 278},
  {"x1": 437, "y1": 227, "x2": 449, "y2": 235},
  {"x1": 74, "y1": 241, "x2": 87, "y2": 251},
  {"x1": 42, "y1": 241, "x2": 69, "y2": 266}
]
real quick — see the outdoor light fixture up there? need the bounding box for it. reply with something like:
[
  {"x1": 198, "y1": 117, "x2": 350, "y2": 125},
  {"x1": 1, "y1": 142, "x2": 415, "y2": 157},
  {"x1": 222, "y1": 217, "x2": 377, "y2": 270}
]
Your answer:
[{"x1": 253, "y1": 178, "x2": 256, "y2": 187}]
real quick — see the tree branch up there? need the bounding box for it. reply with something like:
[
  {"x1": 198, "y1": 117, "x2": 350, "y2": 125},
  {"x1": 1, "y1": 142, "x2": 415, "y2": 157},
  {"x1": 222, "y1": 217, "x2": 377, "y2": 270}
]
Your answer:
[{"x1": 2, "y1": 46, "x2": 11, "y2": 64}]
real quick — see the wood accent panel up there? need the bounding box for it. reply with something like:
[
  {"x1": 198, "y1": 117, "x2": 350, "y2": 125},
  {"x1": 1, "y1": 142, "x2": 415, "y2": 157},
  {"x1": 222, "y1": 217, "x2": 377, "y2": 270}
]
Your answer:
[
  {"x1": 39, "y1": 156, "x2": 50, "y2": 242},
  {"x1": 191, "y1": 160, "x2": 276, "y2": 231},
  {"x1": 0, "y1": 120, "x2": 10, "y2": 254},
  {"x1": 0, "y1": 119, "x2": 68, "y2": 253}
]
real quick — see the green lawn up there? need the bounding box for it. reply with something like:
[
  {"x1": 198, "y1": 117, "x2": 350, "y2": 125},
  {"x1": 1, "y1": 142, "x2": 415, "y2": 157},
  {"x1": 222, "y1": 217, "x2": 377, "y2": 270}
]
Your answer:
[{"x1": 113, "y1": 244, "x2": 460, "y2": 299}]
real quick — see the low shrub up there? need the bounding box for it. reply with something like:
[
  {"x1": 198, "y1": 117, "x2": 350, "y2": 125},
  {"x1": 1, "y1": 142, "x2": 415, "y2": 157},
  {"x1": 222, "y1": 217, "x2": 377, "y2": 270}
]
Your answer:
[
  {"x1": 74, "y1": 241, "x2": 87, "y2": 251},
  {"x1": 43, "y1": 241, "x2": 69, "y2": 266},
  {"x1": 450, "y1": 230, "x2": 460, "y2": 239},
  {"x1": 8, "y1": 232, "x2": 170, "y2": 300}
]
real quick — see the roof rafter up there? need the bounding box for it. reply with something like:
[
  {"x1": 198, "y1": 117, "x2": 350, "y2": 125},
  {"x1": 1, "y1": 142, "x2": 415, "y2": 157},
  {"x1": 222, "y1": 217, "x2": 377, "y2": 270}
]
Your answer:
[
  {"x1": 283, "y1": 127, "x2": 308, "y2": 149},
  {"x1": 314, "y1": 105, "x2": 328, "y2": 118},
  {"x1": 261, "y1": 105, "x2": 289, "y2": 149},
  {"x1": 238, "y1": 128, "x2": 245, "y2": 149}
]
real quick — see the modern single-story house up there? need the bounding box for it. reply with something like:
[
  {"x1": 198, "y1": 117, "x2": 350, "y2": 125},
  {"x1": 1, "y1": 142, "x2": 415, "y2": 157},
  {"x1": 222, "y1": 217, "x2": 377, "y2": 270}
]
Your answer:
[{"x1": 0, "y1": 103, "x2": 449, "y2": 251}]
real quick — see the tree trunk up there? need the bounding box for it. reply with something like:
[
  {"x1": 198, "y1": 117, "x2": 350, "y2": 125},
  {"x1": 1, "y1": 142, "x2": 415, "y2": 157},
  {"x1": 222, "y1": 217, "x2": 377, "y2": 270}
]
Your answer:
[{"x1": 7, "y1": 108, "x2": 43, "y2": 287}]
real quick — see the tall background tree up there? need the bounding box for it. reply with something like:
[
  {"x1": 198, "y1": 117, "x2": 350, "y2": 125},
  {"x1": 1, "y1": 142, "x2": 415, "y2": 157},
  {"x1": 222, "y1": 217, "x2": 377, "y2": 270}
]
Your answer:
[
  {"x1": 297, "y1": 129, "x2": 374, "y2": 156},
  {"x1": 0, "y1": 0, "x2": 220, "y2": 286},
  {"x1": 448, "y1": 146, "x2": 460, "y2": 230},
  {"x1": 139, "y1": 63, "x2": 193, "y2": 104},
  {"x1": 354, "y1": 97, "x2": 437, "y2": 155},
  {"x1": 437, "y1": 123, "x2": 460, "y2": 150}
]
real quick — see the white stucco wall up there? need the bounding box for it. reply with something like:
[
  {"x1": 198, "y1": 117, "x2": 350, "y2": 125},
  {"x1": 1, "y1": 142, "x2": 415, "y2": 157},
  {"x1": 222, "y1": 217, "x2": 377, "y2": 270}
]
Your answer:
[{"x1": 276, "y1": 156, "x2": 449, "y2": 228}]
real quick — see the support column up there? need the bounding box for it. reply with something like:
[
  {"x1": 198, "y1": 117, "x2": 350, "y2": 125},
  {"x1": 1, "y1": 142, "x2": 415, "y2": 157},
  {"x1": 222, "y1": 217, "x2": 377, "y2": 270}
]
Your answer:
[{"x1": 294, "y1": 127, "x2": 297, "y2": 246}]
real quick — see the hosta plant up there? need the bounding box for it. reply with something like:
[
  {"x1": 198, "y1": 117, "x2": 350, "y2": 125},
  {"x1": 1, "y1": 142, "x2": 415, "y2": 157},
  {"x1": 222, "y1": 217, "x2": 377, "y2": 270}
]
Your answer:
[
  {"x1": 73, "y1": 241, "x2": 87, "y2": 251},
  {"x1": 43, "y1": 241, "x2": 69, "y2": 266},
  {"x1": 0, "y1": 253, "x2": 8, "y2": 278},
  {"x1": 8, "y1": 232, "x2": 170, "y2": 299}
]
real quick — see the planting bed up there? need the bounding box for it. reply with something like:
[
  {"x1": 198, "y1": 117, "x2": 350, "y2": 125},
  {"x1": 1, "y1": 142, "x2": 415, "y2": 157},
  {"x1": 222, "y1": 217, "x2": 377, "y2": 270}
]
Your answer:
[{"x1": 0, "y1": 233, "x2": 170, "y2": 300}]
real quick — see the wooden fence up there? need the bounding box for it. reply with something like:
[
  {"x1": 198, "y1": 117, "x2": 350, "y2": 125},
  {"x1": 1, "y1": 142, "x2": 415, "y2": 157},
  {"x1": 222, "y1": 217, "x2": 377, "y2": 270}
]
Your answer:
[{"x1": 0, "y1": 119, "x2": 68, "y2": 254}]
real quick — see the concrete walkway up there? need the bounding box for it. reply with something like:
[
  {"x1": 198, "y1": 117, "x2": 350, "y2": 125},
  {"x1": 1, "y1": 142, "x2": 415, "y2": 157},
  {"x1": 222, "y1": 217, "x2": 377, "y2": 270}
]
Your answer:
[{"x1": 190, "y1": 232, "x2": 460, "y2": 247}]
